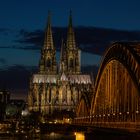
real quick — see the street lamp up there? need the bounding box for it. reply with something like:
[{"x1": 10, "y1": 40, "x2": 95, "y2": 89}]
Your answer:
[{"x1": 136, "y1": 111, "x2": 139, "y2": 114}]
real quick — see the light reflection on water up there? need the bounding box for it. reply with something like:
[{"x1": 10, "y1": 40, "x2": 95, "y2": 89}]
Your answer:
[
  {"x1": 40, "y1": 132, "x2": 75, "y2": 140},
  {"x1": 0, "y1": 132, "x2": 140, "y2": 140},
  {"x1": 75, "y1": 132, "x2": 85, "y2": 140},
  {"x1": 41, "y1": 132, "x2": 85, "y2": 140},
  {"x1": 0, "y1": 132, "x2": 83, "y2": 140},
  {"x1": 45, "y1": 132, "x2": 85, "y2": 140}
]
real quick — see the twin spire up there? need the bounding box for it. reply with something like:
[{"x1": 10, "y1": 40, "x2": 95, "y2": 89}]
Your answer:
[
  {"x1": 67, "y1": 10, "x2": 76, "y2": 50},
  {"x1": 39, "y1": 11, "x2": 80, "y2": 75},
  {"x1": 68, "y1": 10, "x2": 73, "y2": 30},
  {"x1": 43, "y1": 11, "x2": 54, "y2": 50},
  {"x1": 44, "y1": 11, "x2": 76, "y2": 50}
]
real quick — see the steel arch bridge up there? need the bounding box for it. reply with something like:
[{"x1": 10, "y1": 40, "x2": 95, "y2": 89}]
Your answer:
[
  {"x1": 73, "y1": 42, "x2": 140, "y2": 131},
  {"x1": 76, "y1": 91, "x2": 91, "y2": 117}
]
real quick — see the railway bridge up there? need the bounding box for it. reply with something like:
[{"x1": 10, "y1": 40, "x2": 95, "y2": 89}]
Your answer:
[{"x1": 73, "y1": 42, "x2": 140, "y2": 132}]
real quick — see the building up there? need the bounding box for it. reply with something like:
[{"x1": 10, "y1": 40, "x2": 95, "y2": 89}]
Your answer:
[
  {"x1": 0, "y1": 89, "x2": 10, "y2": 120},
  {"x1": 28, "y1": 12, "x2": 93, "y2": 116},
  {"x1": 0, "y1": 89, "x2": 10, "y2": 104},
  {"x1": 5, "y1": 99, "x2": 26, "y2": 119}
]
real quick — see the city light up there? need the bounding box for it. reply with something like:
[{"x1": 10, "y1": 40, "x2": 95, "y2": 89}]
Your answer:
[
  {"x1": 0, "y1": 3, "x2": 139, "y2": 139},
  {"x1": 75, "y1": 132, "x2": 85, "y2": 140}
]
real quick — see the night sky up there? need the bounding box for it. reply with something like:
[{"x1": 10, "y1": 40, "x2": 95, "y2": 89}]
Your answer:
[
  {"x1": 0, "y1": 0, "x2": 140, "y2": 30},
  {"x1": 0, "y1": 0, "x2": 140, "y2": 99}
]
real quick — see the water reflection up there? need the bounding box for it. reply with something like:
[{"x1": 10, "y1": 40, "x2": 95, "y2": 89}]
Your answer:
[
  {"x1": 45, "y1": 132, "x2": 65, "y2": 139},
  {"x1": 42, "y1": 132, "x2": 74, "y2": 140},
  {"x1": 0, "y1": 131, "x2": 140, "y2": 140},
  {"x1": 75, "y1": 132, "x2": 85, "y2": 140}
]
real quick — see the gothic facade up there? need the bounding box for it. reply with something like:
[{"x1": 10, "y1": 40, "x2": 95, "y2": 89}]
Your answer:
[{"x1": 28, "y1": 12, "x2": 93, "y2": 115}]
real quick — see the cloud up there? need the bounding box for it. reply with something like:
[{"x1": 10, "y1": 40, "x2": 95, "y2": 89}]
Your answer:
[
  {"x1": 0, "y1": 46, "x2": 11, "y2": 49},
  {"x1": 0, "y1": 58, "x2": 7, "y2": 65},
  {"x1": 0, "y1": 26, "x2": 140, "y2": 55},
  {"x1": 1, "y1": 26, "x2": 140, "y2": 99},
  {"x1": 0, "y1": 28, "x2": 13, "y2": 36},
  {"x1": 0, "y1": 65, "x2": 37, "y2": 99},
  {"x1": 16, "y1": 27, "x2": 140, "y2": 55},
  {"x1": 17, "y1": 29, "x2": 43, "y2": 48},
  {"x1": 0, "y1": 28, "x2": 10, "y2": 32},
  {"x1": 0, "y1": 65, "x2": 37, "y2": 89}
]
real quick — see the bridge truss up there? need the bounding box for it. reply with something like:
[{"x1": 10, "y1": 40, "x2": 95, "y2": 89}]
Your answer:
[{"x1": 73, "y1": 42, "x2": 140, "y2": 131}]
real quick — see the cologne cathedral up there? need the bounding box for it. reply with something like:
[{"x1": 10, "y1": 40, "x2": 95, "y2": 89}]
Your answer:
[{"x1": 28, "y1": 12, "x2": 93, "y2": 115}]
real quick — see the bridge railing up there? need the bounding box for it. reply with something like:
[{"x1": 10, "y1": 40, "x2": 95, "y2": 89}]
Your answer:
[{"x1": 72, "y1": 115, "x2": 140, "y2": 131}]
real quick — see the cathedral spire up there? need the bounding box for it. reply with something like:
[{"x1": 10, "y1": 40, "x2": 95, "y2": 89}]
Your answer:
[
  {"x1": 39, "y1": 11, "x2": 57, "y2": 74},
  {"x1": 66, "y1": 10, "x2": 76, "y2": 50},
  {"x1": 44, "y1": 11, "x2": 54, "y2": 50},
  {"x1": 60, "y1": 39, "x2": 66, "y2": 73},
  {"x1": 68, "y1": 10, "x2": 73, "y2": 29}
]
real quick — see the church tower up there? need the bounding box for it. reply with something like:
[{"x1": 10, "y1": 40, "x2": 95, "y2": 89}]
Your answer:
[
  {"x1": 65, "y1": 11, "x2": 81, "y2": 74},
  {"x1": 60, "y1": 39, "x2": 67, "y2": 74},
  {"x1": 39, "y1": 12, "x2": 57, "y2": 74},
  {"x1": 28, "y1": 12, "x2": 93, "y2": 116}
]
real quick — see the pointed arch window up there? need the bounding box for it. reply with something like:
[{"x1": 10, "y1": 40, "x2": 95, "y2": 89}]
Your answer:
[
  {"x1": 46, "y1": 58, "x2": 51, "y2": 67},
  {"x1": 69, "y1": 58, "x2": 74, "y2": 68}
]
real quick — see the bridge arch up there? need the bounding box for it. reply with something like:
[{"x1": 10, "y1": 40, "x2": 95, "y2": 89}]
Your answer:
[
  {"x1": 76, "y1": 91, "x2": 91, "y2": 117},
  {"x1": 91, "y1": 42, "x2": 140, "y2": 122}
]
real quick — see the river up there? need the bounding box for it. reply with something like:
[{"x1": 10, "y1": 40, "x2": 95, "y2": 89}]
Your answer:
[{"x1": 0, "y1": 131, "x2": 140, "y2": 140}]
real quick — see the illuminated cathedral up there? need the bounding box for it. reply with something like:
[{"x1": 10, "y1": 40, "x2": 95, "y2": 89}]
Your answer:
[{"x1": 28, "y1": 12, "x2": 93, "y2": 115}]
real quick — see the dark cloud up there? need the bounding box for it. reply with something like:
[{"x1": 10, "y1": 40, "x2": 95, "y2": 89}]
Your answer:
[
  {"x1": 1, "y1": 26, "x2": 140, "y2": 99},
  {"x1": 0, "y1": 58, "x2": 7, "y2": 65},
  {"x1": 0, "y1": 28, "x2": 13, "y2": 36},
  {"x1": 0, "y1": 45, "x2": 40, "y2": 51},
  {"x1": 0, "y1": 46, "x2": 11, "y2": 49},
  {"x1": 0, "y1": 65, "x2": 37, "y2": 89},
  {"x1": 0, "y1": 65, "x2": 37, "y2": 99},
  {"x1": 0, "y1": 28, "x2": 10, "y2": 32},
  {"x1": 75, "y1": 27, "x2": 140, "y2": 55},
  {"x1": 16, "y1": 27, "x2": 140, "y2": 55},
  {"x1": 10, "y1": 45, "x2": 40, "y2": 51},
  {"x1": 17, "y1": 29, "x2": 44, "y2": 48}
]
